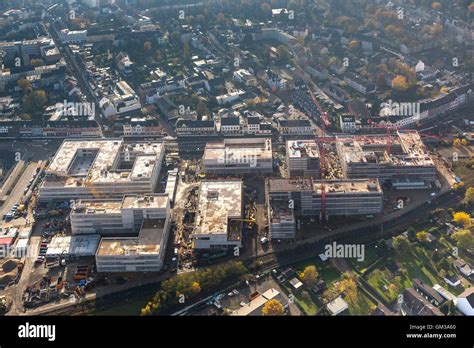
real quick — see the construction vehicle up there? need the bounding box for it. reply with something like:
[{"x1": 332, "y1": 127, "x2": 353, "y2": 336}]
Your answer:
[{"x1": 73, "y1": 265, "x2": 90, "y2": 281}]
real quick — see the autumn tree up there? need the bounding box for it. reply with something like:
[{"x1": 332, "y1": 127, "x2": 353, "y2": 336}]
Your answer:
[
  {"x1": 431, "y1": 2, "x2": 442, "y2": 10},
  {"x1": 416, "y1": 231, "x2": 429, "y2": 243},
  {"x1": 144, "y1": 41, "x2": 152, "y2": 51},
  {"x1": 349, "y1": 40, "x2": 360, "y2": 51},
  {"x1": 299, "y1": 265, "x2": 318, "y2": 287},
  {"x1": 392, "y1": 75, "x2": 409, "y2": 91},
  {"x1": 276, "y1": 45, "x2": 291, "y2": 64},
  {"x1": 262, "y1": 299, "x2": 285, "y2": 316},
  {"x1": 453, "y1": 211, "x2": 471, "y2": 227},
  {"x1": 392, "y1": 235, "x2": 411, "y2": 256},
  {"x1": 22, "y1": 90, "x2": 47, "y2": 119},
  {"x1": 464, "y1": 187, "x2": 474, "y2": 204},
  {"x1": 452, "y1": 229, "x2": 474, "y2": 250},
  {"x1": 337, "y1": 273, "x2": 358, "y2": 303},
  {"x1": 17, "y1": 79, "x2": 32, "y2": 93},
  {"x1": 191, "y1": 282, "x2": 201, "y2": 295}
]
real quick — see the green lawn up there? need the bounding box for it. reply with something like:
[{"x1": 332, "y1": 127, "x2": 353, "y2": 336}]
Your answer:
[
  {"x1": 454, "y1": 160, "x2": 474, "y2": 187},
  {"x1": 345, "y1": 292, "x2": 377, "y2": 315},
  {"x1": 294, "y1": 290, "x2": 318, "y2": 315},
  {"x1": 292, "y1": 258, "x2": 341, "y2": 285},
  {"x1": 366, "y1": 245, "x2": 448, "y2": 303},
  {"x1": 350, "y1": 243, "x2": 385, "y2": 273}
]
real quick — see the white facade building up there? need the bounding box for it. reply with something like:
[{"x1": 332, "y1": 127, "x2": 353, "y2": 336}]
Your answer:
[{"x1": 192, "y1": 181, "x2": 243, "y2": 250}]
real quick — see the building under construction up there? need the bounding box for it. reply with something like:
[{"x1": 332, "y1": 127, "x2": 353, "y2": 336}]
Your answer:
[
  {"x1": 192, "y1": 180, "x2": 243, "y2": 250},
  {"x1": 266, "y1": 178, "x2": 383, "y2": 239},
  {"x1": 286, "y1": 139, "x2": 320, "y2": 178},
  {"x1": 39, "y1": 139, "x2": 165, "y2": 202},
  {"x1": 202, "y1": 138, "x2": 273, "y2": 175},
  {"x1": 336, "y1": 131, "x2": 436, "y2": 189}
]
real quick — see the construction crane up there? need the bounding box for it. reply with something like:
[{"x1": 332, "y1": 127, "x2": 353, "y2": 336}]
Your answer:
[{"x1": 294, "y1": 64, "x2": 330, "y2": 220}]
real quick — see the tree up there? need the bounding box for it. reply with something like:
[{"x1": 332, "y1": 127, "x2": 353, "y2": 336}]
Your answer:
[
  {"x1": 262, "y1": 299, "x2": 285, "y2": 316},
  {"x1": 452, "y1": 229, "x2": 474, "y2": 250},
  {"x1": 453, "y1": 211, "x2": 471, "y2": 227},
  {"x1": 17, "y1": 79, "x2": 32, "y2": 93},
  {"x1": 22, "y1": 90, "x2": 47, "y2": 117},
  {"x1": 337, "y1": 273, "x2": 358, "y2": 303},
  {"x1": 260, "y1": 2, "x2": 271, "y2": 14},
  {"x1": 276, "y1": 45, "x2": 291, "y2": 64},
  {"x1": 183, "y1": 42, "x2": 191, "y2": 64},
  {"x1": 191, "y1": 282, "x2": 201, "y2": 294},
  {"x1": 392, "y1": 235, "x2": 411, "y2": 256},
  {"x1": 299, "y1": 265, "x2": 318, "y2": 287},
  {"x1": 392, "y1": 75, "x2": 409, "y2": 91},
  {"x1": 464, "y1": 187, "x2": 474, "y2": 204},
  {"x1": 144, "y1": 41, "x2": 152, "y2": 51},
  {"x1": 416, "y1": 231, "x2": 429, "y2": 243},
  {"x1": 431, "y1": 2, "x2": 442, "y2": 10},
  {"x1": 407, "y1": 227, "x2": 417, "y2": 241},
  {"x1": 349, "y1": 40, "x2": 360, "y2": 51},
  {"x1": 196, "y1": 101, "x2": 208, "y2": 117}
]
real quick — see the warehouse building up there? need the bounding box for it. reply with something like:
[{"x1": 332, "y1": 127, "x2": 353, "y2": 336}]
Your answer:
[
  {"x1": 70, "y1": 194, "x2": 170, "y2": 236},
  {"x1": 39, "y1": 139, "x2": 164, "y2": 202},
  {"x1": 336, "y1": 131, "x2": 436, "y2": 189},
  {"x1": 286, "y1": 139, "x2": 320, "y2": 178},
  {"x1": 202, "y1": 138, "x2": 273, "y2": 174},
  {"x1": 192, "y1": 180, "x2": 243, "y2": 250},
  {"x1": 266, "y1": 178, "x2": 383, "y2": 239}
]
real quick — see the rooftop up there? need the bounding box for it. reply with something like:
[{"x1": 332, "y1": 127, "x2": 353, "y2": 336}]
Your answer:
[
  {"x1": 46, "y1": 235, "x2": 101, "y2": 257},
  {"x1": 268, "y1": 178, "x2": 382, "y2": 194},
  {"x1": 194, "y1": 180, "x2": 242, "y2": 237},
  {"x1": 45, "y1": 139, "x2": 164, "y2": 186},
  {"x1": 287, "y1": 139, "x2": 319, "y2": 159},
  {"x1": 231, "y1": 288, "x2": 281, "y2": 316},
  {"x1": 73, "y1": 194, "x2": 169, "y2": 215},
  {"x1": 97, "y1": 218, "x2": 166, "y2": 256},
  {"x1": 336, "y1": 131, "x2": 434, "y2": 167},
  {"x1": 203, "y1": 138, "x2": 272, "y2": 162}
]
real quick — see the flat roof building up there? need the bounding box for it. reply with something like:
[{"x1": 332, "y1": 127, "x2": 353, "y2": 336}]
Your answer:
[
  {"x1": 39, "y1": 139, "x2": 164, "y2": 202},
  {"x1": 95, "y1": 217, "x2": 171, "y2": 273},
  {"x1": 193, "y1": 180, "x2": 243, "y2": 250},
  {"x1": 70, "y1": 194, "x2": 170, "y2": 236},
  {"x1": 336, "y1": 131, "x2": 436, "y2": 188},
  {"x1": 202, "y1": 138, "x2": 273, "y2": 174},
  {"x1": 266, "y1": 178, "x2": 383, "y2": 239},
  {"x1": 45, "y1": 235, "x2": 101, "y2": 259},
  {"x1": 286, "y1": 139, "x2": 320, "y2": 178},
  {"x1": 232, "y1": 288, "x2": 283, "y2": 316}
]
